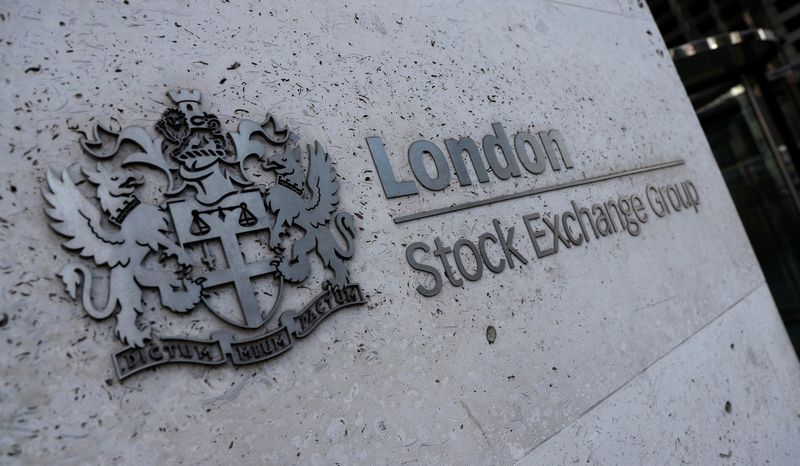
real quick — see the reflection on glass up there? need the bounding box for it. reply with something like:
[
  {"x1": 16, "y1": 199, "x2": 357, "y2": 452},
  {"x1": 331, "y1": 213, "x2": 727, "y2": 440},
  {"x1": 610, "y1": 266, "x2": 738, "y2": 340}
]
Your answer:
[{"x1": 696, "y1": 84, "x2": 800, "y2": 348}]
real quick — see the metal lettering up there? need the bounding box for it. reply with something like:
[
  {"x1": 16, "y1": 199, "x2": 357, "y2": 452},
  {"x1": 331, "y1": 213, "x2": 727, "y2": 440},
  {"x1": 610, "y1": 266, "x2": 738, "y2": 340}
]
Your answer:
[
  {"x1": 513, "y1": 131, "x2": 547, "y2": 174},
  {"x1": 618, "y1": 197, "x2": 641, "y2": 236},
  {"x1": 543, "y1": 214, "x2": 571, "y2": 251},
  {"x1": 433, "y1": 237, "x2": 463, "y2": 287},
  {"x1": 482, "y1": 122, "x2": 521, "y2": 180},
  {"x1": 684, "y1": 180, "x2": 700, "y2": 212},
  {"x1": 523, "y1": 213, "x2": 554, "y2": 258},
  {"x1": 539, "y1": 129, "x2": 574, "y2": 170},
  {"x1": 647, "y1": 184, "x2": 667, "y2": 217},
  {"x1": 148, "y1": 346, "x2": 163, "y2": 361},
  {"x1": 404, "y1": 180, "x2": 701, "y2": 298},
  {"x1": 478, "y1": 232, "x2": 506, "y2": 273},
  {"x1": 562, "y1": 211, "x2": 584, "y2": 246},
  {"x1": 445, "y1": 137, "x2": 490, "y2": 185},
  {"x1": 667, "y1": 184, "x2": 683, "y2": 211},
  {"x1": 631, "y1": 194, "x2": 649, "y2": 223},
  {"x1": 408, "y1": 140, "x2": 451, "y2": 191},
  {"x1": 406, "y1": 242, "x2": 444, "y2": 297},
  {"x1": 492, "y1": 219, "x2": 528, "y2": 267},
  {"x1": 366, "y1": 136, "x2": 418, "y2": 198},
  {"x1": 453, "y1": 239, "x2": 483, "y2": 282}
]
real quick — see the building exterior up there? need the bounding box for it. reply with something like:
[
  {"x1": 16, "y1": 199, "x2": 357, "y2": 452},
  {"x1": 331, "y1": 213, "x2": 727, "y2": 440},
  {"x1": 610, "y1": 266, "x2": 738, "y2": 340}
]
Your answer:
[
  {"x1": 1, "y1": 1, "x2": 799, "y2": 464},
  {"x1": 649, "y1": 0, "x2": 800, "y2": 350},
  {"x1": 650, "y1": 0, "x2": 800, "y2": 62}
]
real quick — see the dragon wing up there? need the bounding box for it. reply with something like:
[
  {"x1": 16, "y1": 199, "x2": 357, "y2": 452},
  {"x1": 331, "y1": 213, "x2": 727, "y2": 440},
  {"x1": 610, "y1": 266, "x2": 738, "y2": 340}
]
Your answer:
[
  {"x1": 81, "y1": 124, "x2": 176, "y2": 193},
  {"x1": 43, "y1": 169, "x2": 130, "y2": 267},
  {"x1": 304, "y1": 141, "x2": 340, "y2": 228}
]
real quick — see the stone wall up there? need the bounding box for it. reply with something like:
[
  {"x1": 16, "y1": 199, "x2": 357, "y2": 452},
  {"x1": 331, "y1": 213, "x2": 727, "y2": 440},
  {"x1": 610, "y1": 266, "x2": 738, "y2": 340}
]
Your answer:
[{"x1": 1, "y1": 0, "x2": 798, "y2": 464}]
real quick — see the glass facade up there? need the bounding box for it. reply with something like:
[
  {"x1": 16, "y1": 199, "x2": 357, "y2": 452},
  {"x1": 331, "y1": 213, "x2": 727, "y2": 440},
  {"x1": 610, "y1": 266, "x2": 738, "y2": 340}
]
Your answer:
[{"x1": 692, "y1": 83, "x2": 800, "y2": 344}]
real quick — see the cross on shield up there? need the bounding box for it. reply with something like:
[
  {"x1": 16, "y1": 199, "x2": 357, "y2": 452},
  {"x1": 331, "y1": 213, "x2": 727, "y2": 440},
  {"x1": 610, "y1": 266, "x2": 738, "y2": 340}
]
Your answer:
[{"x1": 168, "y1": 189, "x2": 281, "y2": 328}]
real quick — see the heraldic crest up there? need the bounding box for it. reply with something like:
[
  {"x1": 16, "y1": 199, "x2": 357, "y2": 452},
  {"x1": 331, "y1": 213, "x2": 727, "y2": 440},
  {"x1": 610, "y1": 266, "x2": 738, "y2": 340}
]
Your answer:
[{"x1": 43, "y1": 89, "x2": 364, "y2": 380}]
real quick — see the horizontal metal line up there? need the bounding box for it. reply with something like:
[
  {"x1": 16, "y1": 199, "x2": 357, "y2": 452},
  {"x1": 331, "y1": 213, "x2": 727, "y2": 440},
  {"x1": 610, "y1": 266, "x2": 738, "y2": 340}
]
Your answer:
[{"x1": 392, "y1": 159, "x2": 686, "y2": 224}]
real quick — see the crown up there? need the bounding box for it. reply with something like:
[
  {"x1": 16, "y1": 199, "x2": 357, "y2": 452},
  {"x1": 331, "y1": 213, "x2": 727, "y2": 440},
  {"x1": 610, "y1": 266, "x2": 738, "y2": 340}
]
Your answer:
[
  {"x1": 109, "y1": 196, "x2": 141, "y2": 226},
  {"x1": 168, "y1": 89, "x2": 201, "y2": 105},
  {"x1": 166, "y1": 89, "x2": 209, "y2": 130},
  {"x1": 278, "y1": 177, "x2": 305, "y2": 195}
]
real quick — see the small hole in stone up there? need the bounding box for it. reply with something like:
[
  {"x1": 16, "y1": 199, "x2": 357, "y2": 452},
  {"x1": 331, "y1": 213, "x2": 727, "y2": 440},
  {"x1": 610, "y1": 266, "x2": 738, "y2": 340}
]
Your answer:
[{"x1": 486, "y1": 325, "x2": 496, "y2": 344}]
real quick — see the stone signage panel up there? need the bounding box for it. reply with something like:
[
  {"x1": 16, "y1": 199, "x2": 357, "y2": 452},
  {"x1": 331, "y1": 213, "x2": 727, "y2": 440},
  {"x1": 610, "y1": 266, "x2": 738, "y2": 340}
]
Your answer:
[{"x1": 1, "y1": 0, "x2": 798, "y2": 464}]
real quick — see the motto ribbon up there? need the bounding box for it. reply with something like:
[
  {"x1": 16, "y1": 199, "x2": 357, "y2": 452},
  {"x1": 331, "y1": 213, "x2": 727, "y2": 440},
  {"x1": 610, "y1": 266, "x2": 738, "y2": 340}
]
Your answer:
[{"x1": 113, "y1": 284, "x2": 365, "y2": 380}]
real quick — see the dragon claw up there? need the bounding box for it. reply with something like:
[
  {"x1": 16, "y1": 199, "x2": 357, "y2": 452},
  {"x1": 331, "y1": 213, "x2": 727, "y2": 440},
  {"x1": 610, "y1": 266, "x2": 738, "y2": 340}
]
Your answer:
[
  {"x1": 323, "y1": 279, "x2": 348, "y2": 292},
  {"x1": 116, "y1": 325, "x2": 151, "y2": 348},
  {"x1": 266, "y1": 231, "x2": 284, "y2": 252}
]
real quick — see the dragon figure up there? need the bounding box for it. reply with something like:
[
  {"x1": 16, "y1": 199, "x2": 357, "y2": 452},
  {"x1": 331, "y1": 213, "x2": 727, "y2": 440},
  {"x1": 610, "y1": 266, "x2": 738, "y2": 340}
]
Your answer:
[
  {"x1": 44, "y1": 165, "x2": 204, "y2": 347},
  {"x1": 262, "y1": 142, "x2": 356, "y2": 289}
]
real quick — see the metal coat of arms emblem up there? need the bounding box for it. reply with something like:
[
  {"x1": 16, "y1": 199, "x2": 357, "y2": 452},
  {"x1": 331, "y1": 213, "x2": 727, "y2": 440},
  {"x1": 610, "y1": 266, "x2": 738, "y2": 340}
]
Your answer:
[{"x1": 43, "y1": 90, "x2": 364, "y2": 380}]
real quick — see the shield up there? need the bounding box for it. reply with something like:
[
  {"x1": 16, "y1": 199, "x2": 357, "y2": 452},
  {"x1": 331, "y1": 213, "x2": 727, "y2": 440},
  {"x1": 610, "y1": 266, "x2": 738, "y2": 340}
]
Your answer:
[{"x1": 168, "y1": 188, "x2": 282, "y2": 328}]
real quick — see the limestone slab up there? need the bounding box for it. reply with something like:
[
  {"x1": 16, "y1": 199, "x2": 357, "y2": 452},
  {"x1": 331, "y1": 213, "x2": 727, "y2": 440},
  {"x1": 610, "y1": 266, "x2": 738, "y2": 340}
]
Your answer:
[
  {"x1": 522, "y1": 283, "x2": 800, "y2": 465},
  {"x1": 0, "y1": 0, "x2": 797, "y2": 464}
]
